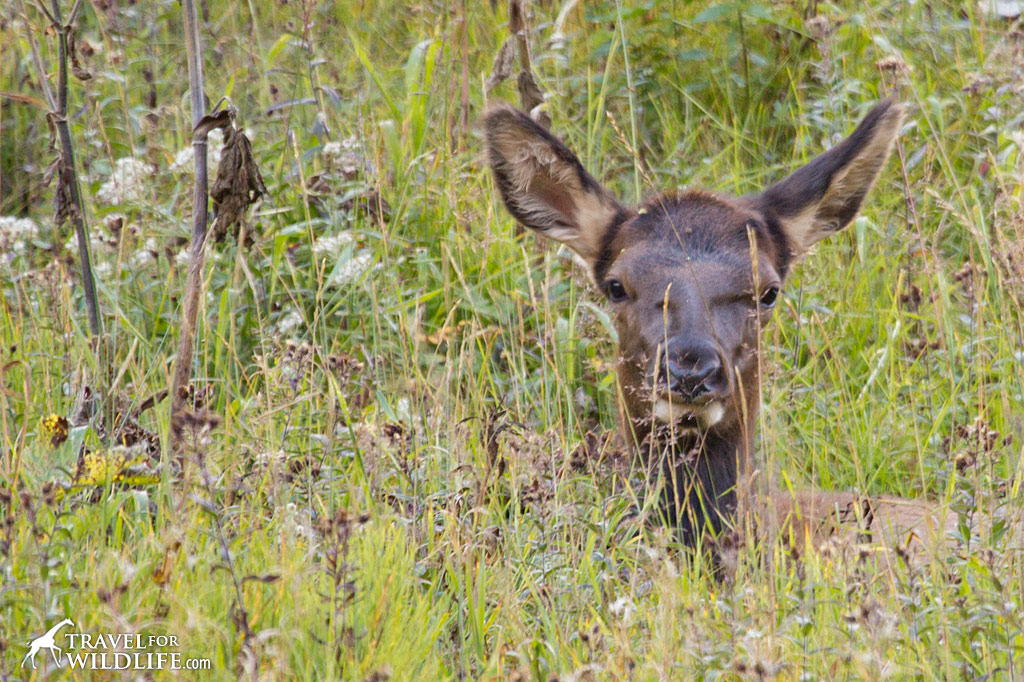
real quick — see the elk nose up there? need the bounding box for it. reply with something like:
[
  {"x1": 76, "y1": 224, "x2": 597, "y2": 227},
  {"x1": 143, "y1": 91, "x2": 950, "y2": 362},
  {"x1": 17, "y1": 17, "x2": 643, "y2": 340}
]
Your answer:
[{"x1": 663, "y1": 342, "x2": 725, "y2": 402}]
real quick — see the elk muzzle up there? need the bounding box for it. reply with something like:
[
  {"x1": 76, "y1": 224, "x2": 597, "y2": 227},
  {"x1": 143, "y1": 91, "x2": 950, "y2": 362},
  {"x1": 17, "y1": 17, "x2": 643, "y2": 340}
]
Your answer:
[{"x1": 651, "y1": 339, "x2": 730, "y2": 429}]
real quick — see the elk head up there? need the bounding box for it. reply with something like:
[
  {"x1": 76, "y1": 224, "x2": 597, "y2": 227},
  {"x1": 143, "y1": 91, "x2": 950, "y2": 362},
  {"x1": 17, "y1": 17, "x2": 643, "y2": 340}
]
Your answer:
[{"x1": 484, "y1": 100, "x2": 903, "y2": 541}]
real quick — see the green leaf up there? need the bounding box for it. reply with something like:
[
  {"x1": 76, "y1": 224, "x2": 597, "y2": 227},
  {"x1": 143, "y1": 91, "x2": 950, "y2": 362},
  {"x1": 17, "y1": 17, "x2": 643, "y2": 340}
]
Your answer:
[
  {"x1": 677, "y1": 49, "x2": 709, "y2": 62},
  {"x1": 692, "y1": 4, "x2": 732, "y2": 23},
  {"x1": 347, "y1": 27, "x2": 400, "y2": 122},
  {"x1": 266, "y1": 33, "x2": 294, "y2": 65}
]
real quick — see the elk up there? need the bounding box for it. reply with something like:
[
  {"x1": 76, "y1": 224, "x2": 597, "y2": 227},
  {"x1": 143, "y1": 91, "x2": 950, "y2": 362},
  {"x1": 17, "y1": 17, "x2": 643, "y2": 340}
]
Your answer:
[{"x1": 484, "y1": 99, "x2": 954, "y2": 555}]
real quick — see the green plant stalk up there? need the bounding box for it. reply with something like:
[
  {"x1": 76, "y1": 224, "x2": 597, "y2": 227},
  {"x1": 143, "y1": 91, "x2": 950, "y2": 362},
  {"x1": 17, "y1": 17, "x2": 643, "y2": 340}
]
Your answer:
[{"x1": 614, "y1": 0, "x2": 641, "y2": 202}]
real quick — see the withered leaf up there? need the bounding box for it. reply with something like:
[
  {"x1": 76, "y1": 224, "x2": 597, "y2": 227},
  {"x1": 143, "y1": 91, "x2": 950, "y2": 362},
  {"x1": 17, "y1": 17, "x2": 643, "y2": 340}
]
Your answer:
[
  {"x1": 0, "y1": 90, "x2": 49, "y2": 109},
  {"x1": 486, "y1": 38, "x2": 515, "y2": 93},
  {"x1": 41, "y1": 414, "x2": 70, "y2": 448},
  {"x1": 192, "y1": 109, "x2": 231, "y2": 139},
  {"x1": 68, "y1": 29, "x2": 92, "y2": 81},
  {"x1": 210, "y1": 126, "x2": 267, "y2": 243},
  {"x1": 45, "y1": 112, "x2": 59, "y2": 153},
  {"x1": 42, "y1": 156, "x2": 61, "y2": 189},
  {"x1": 265, "y1": 97, "x2": 318, "y2": 116},
  {"x1": 152, "y1": 544, "x2": 178, "y2": 586},
  {"x1": 188, "y1": 494, "x2": 218, "y2": 514},
  {"x1": 53, "y1": 159, "x2": 74, "y2": 230},
  {"x1": 242, "y1": 573, "x2": 282, "y2": 584},
  {"x1": 509, "y1": 0, "x2": 526, "y2": 33},
  {"x1": 517, "y1": 71, "x2": 549, "y2": 128},
  {"x1": 133, "y1": 389, "x2": 169, "y2": 418}
]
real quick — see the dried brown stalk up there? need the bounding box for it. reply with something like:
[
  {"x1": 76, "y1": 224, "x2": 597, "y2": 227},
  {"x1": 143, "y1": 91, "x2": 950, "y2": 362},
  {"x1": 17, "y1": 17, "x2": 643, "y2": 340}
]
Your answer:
[
  {"x1": 18, "y1": 0, "x2": 102, "y2": 339},
  {"x1": 170, "y1": 0, "x2": 212, "y2": 432}
]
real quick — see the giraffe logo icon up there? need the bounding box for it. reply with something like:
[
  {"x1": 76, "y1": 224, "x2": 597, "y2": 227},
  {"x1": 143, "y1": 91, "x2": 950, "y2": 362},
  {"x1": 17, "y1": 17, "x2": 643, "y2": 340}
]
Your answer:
[{"x1": 21, "y1": 619, "x2": 74, "y2": 669}]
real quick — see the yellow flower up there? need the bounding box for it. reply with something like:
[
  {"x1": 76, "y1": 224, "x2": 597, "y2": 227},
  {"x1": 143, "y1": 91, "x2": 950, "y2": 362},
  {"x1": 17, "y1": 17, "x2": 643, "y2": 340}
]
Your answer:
[
  {"x1": 41, "y1": 414, "x2": 69, "y2": 448},
  {"x1": 73, "y1": 446, "x2": 158, "y2": 487},
  {"x1": 48, "y1": 445, "x2": 161, "y2": 503}
]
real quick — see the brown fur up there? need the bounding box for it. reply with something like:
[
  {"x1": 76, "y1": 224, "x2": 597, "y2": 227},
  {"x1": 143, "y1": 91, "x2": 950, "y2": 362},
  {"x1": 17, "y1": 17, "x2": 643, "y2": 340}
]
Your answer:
[{"x1": 485, "y1": 100, "x2": 956, "y2": 553}]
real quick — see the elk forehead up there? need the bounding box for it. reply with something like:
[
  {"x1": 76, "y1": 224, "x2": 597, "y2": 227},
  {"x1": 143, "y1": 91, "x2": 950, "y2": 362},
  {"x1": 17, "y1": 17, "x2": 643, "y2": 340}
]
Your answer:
[{"x1": 601, "y1": 192, "x2": 786, "y2": 290}]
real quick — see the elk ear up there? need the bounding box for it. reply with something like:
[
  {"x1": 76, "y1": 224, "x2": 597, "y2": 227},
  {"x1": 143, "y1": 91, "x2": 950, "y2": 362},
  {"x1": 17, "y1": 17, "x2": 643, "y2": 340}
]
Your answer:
[
  {"x1": 484, "y1": 104, "x2": 625, "y2": 267},
  {"x1": 760, "y1": 99, "x2": 904, "y2": 257}
]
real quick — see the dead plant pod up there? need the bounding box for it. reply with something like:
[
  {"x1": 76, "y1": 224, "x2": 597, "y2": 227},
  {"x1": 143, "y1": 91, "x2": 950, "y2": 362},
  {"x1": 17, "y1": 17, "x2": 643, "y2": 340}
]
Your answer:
[
  {"x1": 210, "y1": 124, "x2": 267, "y2": 243},
  {"x1": 517, "y1": 71, "x2": 549, "y2": 128},
  {"x1": 53, "y1": 157, "x2": 76, "y2": 230},
  {"x1": 68, "y1": 29, "x2": 93, "y2": 81},
  {"x1": 486, "y1": 38, "x2": 515, "y2": 93},
  {"x1": 506, "y1": 0, "x2": 550, "y2": 128}
]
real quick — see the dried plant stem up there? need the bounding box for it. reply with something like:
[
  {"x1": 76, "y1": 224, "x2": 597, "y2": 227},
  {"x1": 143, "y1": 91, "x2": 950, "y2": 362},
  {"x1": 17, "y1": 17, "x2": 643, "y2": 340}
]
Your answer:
[
  {"x1": 170, "y1": 0, "x2": 211, "y2": 428},
  {"x1": 509, "y1": 0, "x2": 534, "y2": 89},
  {"x1": 25, "y1": 0, "x2": 102, "y2": 339},
  {"x1": 508, "y1": 0, "x2": 547, "y2": 124},
  {"x1": 459, "y1": 0, "x2": 470, "y2": 148},
  {"x1": 54, "y1": 0, "x2": 101, "y2": 341}
]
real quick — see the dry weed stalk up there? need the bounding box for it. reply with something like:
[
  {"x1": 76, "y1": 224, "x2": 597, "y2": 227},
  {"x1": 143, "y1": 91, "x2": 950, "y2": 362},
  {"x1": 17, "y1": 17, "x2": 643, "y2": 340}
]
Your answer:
[
  {"x1": 169, "y1": 0, "x2": 214, "y2": 438},
  {"x1": 12, "y1": 0, "x2": 101, "y2": 337},
  {"x1": 486, "y1": 0, "x2": 549, "y2": 126},
  {"x1": 170, "y1": 1, "x2": 264, "y2": 439}
]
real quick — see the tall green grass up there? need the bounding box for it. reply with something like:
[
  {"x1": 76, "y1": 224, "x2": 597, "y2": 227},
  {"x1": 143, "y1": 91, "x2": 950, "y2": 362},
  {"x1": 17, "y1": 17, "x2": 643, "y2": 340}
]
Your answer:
[{"x1": 1, "y1": 0, "x2": 1023, "y2": 679}]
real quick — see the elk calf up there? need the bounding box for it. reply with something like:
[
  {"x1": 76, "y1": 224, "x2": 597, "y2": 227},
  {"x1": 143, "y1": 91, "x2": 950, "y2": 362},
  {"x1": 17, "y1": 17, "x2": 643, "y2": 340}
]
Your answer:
[{"x1": 485, "y1": 99, "x2": 953, "y2": 552}]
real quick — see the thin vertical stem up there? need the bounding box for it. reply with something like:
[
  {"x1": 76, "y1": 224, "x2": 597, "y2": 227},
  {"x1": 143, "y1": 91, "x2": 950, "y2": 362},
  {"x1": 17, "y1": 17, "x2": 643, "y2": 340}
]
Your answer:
[
  {"x1": 614, "y1": 0, "x2": 641, "y2": 203},
  {"x1": 171, "y1": 0, "x2": 210, "y2": 420},
  {"x1": 459, "y1": 0, "x2": 470, "y2": 148},
  {"x1": 45, "y1": 0, "x2": 101, "y2": 339}
]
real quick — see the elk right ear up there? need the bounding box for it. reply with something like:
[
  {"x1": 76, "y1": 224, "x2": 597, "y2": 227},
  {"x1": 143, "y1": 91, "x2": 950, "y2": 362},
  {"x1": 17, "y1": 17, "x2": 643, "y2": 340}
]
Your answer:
[
  {"x1": 759, "y1": 99, "x2": 904, "y2": 258},
  {"x1": 484, "y1": 105, "x2": 625, "y2": 267}
]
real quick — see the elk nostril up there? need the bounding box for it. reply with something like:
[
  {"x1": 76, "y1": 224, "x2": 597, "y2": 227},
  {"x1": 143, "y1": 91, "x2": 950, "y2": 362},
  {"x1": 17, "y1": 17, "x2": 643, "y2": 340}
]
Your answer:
[
  {"x1": 667, "y1": 357, "x2": 723, "y2": 400},
  {"x1": 694, "y1": 361, "x2": 719, "y2": 382}
]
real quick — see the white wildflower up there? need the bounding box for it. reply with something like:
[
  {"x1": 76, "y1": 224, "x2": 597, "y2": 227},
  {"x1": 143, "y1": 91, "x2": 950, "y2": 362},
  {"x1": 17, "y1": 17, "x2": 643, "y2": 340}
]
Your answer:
[
  {"x1": 170, "y1": 146, "x2": 193, "y2": 172},
  {"x1": 170, "y1": 127, "x2": 224, "y2": 173},
  {"x1": 0, "y1": 216, "x2": 39, "y2": 238},
  {"x1": 130, "y1": 238, "x2": 158, "y2": 269},
  {"x1": 255, "y1": 449, "x2": 286, "y2": 469},
  {"x1": 329, "y1": 252, "x2": 374, "y2": 286},
  {"x1": 118, "y1": 556, "x2": 138, "y2": 581},
  {"x1": 275, "y1": 309, "x2": 304, "y2": 335},
  {"x1": 564, "y1": 665, "x2": 602, "y2": 682},
  {"x1": 96, "y1": 157, "x2": 152, "y2": 205},
  {"x1": 278, "y1": 502, "x2": 315, "y2": 542},
  {"x1": 322, "y1": 136, "x2": 361, "y2": 177},
  {"x1": 175, "y1": 248, "x2": 191, "y2": 267},
  {"x1": 89, "y1": 224, "x2": 114, "y2": 253},
  {"x1": 93, "y1": 261, "x2": 113, "y2": 279},
  {"x1": 394, "y1": 397, "x2": 412, "y2": 424},
  {"x1": 129, "y1": 250, "x2": 149, "y2": 269},
  {"x1": 608, "y1": 597, "x2": 636, "y2": 625},
  {"x1": 312, "y1": 231, "x2": 354, "y2": 255},
  {"x1": 1010, "y1": 130, "x2": 1024, "y2": 152},
  {"x1": 0, "y1": 216, "x2": 40, "y2": 254},
  {"x1": 104, "y1": 212, "x2": 125, "y2": 230},
  {"x1": 322, "y1": 136, "x2": 357, "y2": 158}
]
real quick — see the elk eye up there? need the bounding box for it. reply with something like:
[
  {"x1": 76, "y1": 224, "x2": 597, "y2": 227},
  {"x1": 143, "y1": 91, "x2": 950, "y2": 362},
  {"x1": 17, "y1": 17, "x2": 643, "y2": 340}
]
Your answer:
[
  {"x1": 759, "y1": 286, "x2": 780, "y2": 308},
  {"x1": 603, "y1": 279, "x2": 629, "y2": 302}
]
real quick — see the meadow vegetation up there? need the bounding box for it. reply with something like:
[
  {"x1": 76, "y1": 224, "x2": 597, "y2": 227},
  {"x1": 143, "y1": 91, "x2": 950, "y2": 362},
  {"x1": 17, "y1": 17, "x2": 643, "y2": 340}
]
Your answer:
[{"x1": 1, "y1": 0, "x2": 1024, "y2": 679}]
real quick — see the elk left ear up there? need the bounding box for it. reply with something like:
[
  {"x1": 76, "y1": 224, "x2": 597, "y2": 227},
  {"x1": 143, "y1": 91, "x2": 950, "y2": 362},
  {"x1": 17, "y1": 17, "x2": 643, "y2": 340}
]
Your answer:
[
  {"x1": 759, "y1": 99, "x2": 904, "y2": 257},
  {"x1": 484, "y1": 104, "x2": 625, "y2": 267}
]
